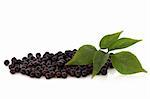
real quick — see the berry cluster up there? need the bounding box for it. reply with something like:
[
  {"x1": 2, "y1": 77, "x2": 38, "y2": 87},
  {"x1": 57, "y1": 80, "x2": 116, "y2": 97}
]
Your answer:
[{"x1": 4, "y1": 49, "x2": 113, "y2": 79}]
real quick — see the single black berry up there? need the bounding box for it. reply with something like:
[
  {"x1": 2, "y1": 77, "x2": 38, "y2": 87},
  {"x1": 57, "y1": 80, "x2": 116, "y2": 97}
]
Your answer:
[
  {"x1": 14, "y1": 66, "x2": 20, "y2": 72},
  {"x1": 69, "y1": 68, "x2": 75, "y2": 76},
  {"x1": 46, "y1": 60, "x2": 52, "y2": 66},
  {"x1": 28, "y1": 53, "x2": 33, "y2": 58},
  {"x1": 42, "y1": 57, "x2": 48, "y2": 61},
  {"x1": 48, "y1": 53, "x2": 54, "y2": 59},
  {"x1": 57, "y1": 55, "x2": 64, "y2": 60},
  {"x1": 65, "y1": 50, "x2": 73, "y2": 57},
  {"x1": 65, "y1": 57, "x2": 71, "y2": 62},
  {"x1": 11, "y1": 57, "x2": 17, "y2": 64},
  {"x1": 22, "y1": 57, "x2": 28, "y2": 61},
  {"x1": 61, "y1": 71, "x2": 67, "y2": 78},
  {"x1": 36, "y1": 53, "x2": 41, "y2": 59},
  {"x1": 55, "y1": 71, "x2": 62, "y2": 78},
  {"x1": 35, "y1": 66, "x2": 42, "y2": 71},
  {"x1": 45, "y1": 73, "x2": 51, "y2": 79},
  {"x1": 35, "y1": 71, "x2": 42, "y2": 78},
  {"x1": 81, "y1": 69, "x2": 88, "y2": 77},
  {"x1": 25, "y1": 68, "x2": 31, "y2": 75},
  {"x1": 29, "y1": 71, "x2": 35, "y2": 77},
  {"x1": 10, "y1": 68, "x2": 16, "y2": 74},
  {"x1": 42, "y1": 70, "x2": 48, "y2": 76},
  {"x1": 57, "y1": 59, "x2": 65, "y2": 66},
  {"x1": 17, "y1": 59, "x2": 22, "y2": 64},
  {"x1": 48, "y1": 66, "x2": 56, "y2": 71},
  {"x1": 9, "y1": 64, "x2": 15, "y2": 69},
  {"x1": 100, "y1": 67, "x2": 108, "y2": 75},
  {"x1": 43, "y1": 52, "x2": 50, "y2": 59},
  {"x1": 20, "y1": 68, "x2": 26, "y2": 75},
  {"x1": 51, "y1": 55, "x2": 58, "y2": 61},
  {"x1": 56, "y1": 51, "x2": 63, "y2": 56},
  {"x1": 75, "y1": 70, "x2": 81, "y2": 78},
  {"x1": 107, "y1": 61, "x2": 114, "y2": 68},
  {"x1": 4, "y1": 60, "x2": 10, "y2": 66},
  {"x1": 49, "y1": 71, "x2": 55, "y2": 78}
]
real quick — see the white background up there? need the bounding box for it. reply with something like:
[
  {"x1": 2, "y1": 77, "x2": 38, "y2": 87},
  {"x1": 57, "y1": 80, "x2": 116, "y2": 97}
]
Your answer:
[{"x1": 0, "y1": 0, "x2": 150, "y2": 99}]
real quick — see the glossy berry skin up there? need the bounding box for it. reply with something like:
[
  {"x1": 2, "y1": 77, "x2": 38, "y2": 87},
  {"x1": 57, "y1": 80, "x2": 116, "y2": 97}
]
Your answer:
[
  {"x1": 75, "y1": 70, "x2": 81, "y2": 78},
  {"x1": 61, "y1": 71, "x2": 67, "y2": 78},
  {"x1": 81, "y1": 69, "x2": 88, "y2": 77},
  {"x1": 43, "y1": 52, "x2": 50, "y2": 58},
  {"x1": 48, "y1": 66, "x2": 56, "y2": 71},
  {"x1": 42, "y1": 70, "x2": 48, "y2": 76},
  {"x1": 57, "y1": 59, "x2": 65, "y2": 66},
  {"x1": 51, "y1": 55, "x2": 57, "y2": 61},
  {"x1": 108, "y1": 62, "x2": 114, "y2": 68},
  {"x1": 35, "y1": 66, "x2": 42, "y2": 71},
  {"x1": 36, "y1": 53, "x2": 41, "y2": 59},
  {"x1": 28, "y1": 53, "x2": 33, "y2": 59},
  {"x1": 100, "y1": 67, "x2": 108, "y2": 75},
  {"x1": 46, "y1": 60, "x2": 52, "y2": 66},
  {"x1": 65, "y1": 57, "x2": 71, "y2": 62},
  {"x1": 57, "y1": 56, "x2": 64, "y2": 60},
  {"x1": 14, "y1": 66, "x2": 20, "y2": 72},
  {"x1": 25, "y1": 68, "x2": 31, "y2": 75},
  {"x1": 9, "y1": 64, "x2": 15, "y2": 69},
  {"x1": 10, "y1": 68, "x2": 16, "y2": 74},
  {"x1": 11, "y1": 57, "x2": 17, "y2": 64},
  {"x1": 55, "y1": 71, "x2": 62, "y2": 78},
  {"x1": 20, "y1": 68, "x2": 26, "y2": 75},
  {"x1": 65, "y1": 50, "x2": 73, "y2": 57},
  {"x1": 17, "y1": 59, "x2": 22, "y2": 64},
  {"x1": 49, "y1": 71, "x2": 55, "y2": 78},
  {"x1": 29, "y1": 71, "x2": 35, "y2": 78},
  {"x1": 45, "y1": 73, "x2": 51, "y2": 79},
  {"x1": 22, "y1": 57, "x2": 28, "y2": 61},
  {"x1": 68, "y1": 68, "x2": 75, "y2": 76},
  {"x1": 56, "y1": 51, "x2": 63, "y2": 56},
  {"x1": 4, "y1": 60, "x2": 10, "y2": 66},
  {"x1": 35, "y1": 71, "x2": 42, "y2": 78}
]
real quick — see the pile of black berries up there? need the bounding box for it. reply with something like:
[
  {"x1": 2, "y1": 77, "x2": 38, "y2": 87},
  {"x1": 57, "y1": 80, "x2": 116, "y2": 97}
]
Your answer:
[{"x1": 4, "y1": 49, "x2": 114, "y2": 79}]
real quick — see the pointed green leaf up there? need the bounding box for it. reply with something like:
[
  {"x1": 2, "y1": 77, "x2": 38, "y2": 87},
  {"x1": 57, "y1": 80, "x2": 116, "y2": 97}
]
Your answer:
[
  {"x1": 111, "y1": 51, "x2": 147, "y2": 74},
  {"x1": 66, "y1": 45, "x2": 97, "y2": 65},
  {"x1": 100, "y1": 31, "x2": 123, "y2": 49},
  {"x1": 109, "y1": 38, "x2": 142, "y2": 51},
  {"x1": 92, "y1": 50, "x2": 109, "y2": 78}
]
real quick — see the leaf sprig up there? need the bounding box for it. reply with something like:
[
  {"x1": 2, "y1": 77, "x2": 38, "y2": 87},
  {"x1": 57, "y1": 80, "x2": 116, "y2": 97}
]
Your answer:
[{"x1": 66, "y1": 31, "x2": 147, "y2": 78}]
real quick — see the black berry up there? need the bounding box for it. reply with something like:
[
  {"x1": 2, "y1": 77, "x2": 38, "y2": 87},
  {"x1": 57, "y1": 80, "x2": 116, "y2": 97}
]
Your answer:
[
  {"x1": 29, "y1": 71, "x2": 35, "y2": 77},
  {"x1": 75, "y1": 70, "x2": 81, "y2": 78},
  {"x1": 10, "y1": 68, "x2": 16, "y2": 74},
  {"x1": 100, "y1": 67, "x2": 108, "y2": 75},
  {"x1": 45, "y1": 73, "x2": 51, "y2": 79},
  {"x1": 4, "y1": 60, "x2": 10, "y2": 66},
  {"x1": 20, "y1": 68, "x2": 26, "y2": 75},
  {"x1": 35, "y1": 71, "x2": 42, "y2": 78},
  {"x1": 55, "y1": 71, "x2": 62, "y2": 78},
  {"x1": 61, "y1": 71, "x2": 67, "y2": 78},
  {"x1": 81, "y1": 69, "x2": 88, "y2": 77},
  {"x1": 36, "y1": 53, "x2": 41, "y2": 59}
]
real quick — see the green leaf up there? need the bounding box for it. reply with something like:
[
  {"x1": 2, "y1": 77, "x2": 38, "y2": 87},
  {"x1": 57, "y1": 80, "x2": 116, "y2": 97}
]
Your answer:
[
  {"x1": 109, "y1": 38, "x2": 142, "y2": 51},
  {"x1": 66, "y1": 45, "x2": 97, "y2": 65},
  {"x1": 111, "y1": 51, "x2": 147, "y2": 74},
  {"x1": 92, "y1": 50, "x2": 109, "y2": 78},
  {"x1": 100, "y1": 31, "x2": 123, "y2": 49}
]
